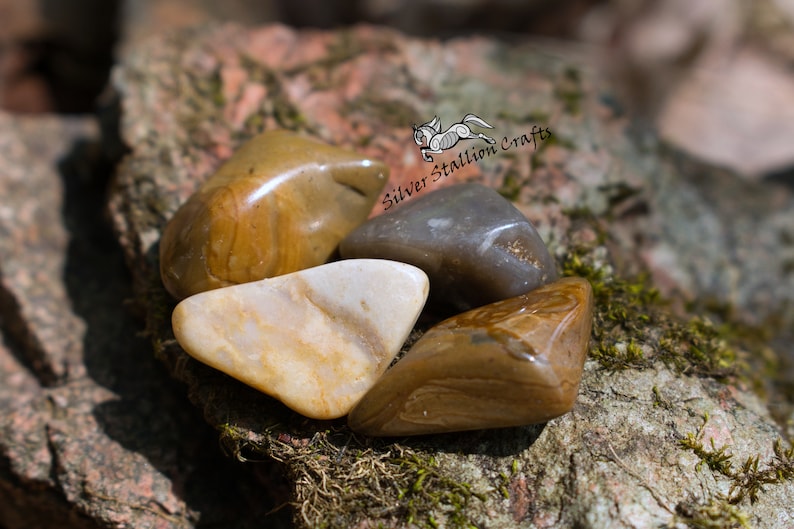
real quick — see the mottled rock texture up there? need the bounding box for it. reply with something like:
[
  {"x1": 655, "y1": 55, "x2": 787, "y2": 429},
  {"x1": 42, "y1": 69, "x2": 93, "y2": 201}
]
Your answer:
[
  {"x1": 105, "y1": 22, "x2": 794, "y2": 529},
  {"x1": 0, "y1": 115, "x2": 91, "y2": 384}
]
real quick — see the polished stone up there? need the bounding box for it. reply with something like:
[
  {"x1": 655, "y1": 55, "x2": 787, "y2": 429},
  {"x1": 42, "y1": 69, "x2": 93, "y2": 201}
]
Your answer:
[
  {"x1": 339, "y1": 183, "x2": 557, "y2": 312},
  {"x1": 160, "y1": 130, "x2": 388, "y2": 300},
  {"x1": 171, "y1": 259, "x2": 429, "y2": 420},
  {"x1": 348, "y1": 277, "x2": 593, "y2": 436}
]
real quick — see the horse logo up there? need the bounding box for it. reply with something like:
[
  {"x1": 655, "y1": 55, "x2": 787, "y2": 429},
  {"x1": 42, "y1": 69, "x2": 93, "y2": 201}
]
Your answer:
[{"x1": 413, "y1": 113, "x2": 496, "y2": 162}]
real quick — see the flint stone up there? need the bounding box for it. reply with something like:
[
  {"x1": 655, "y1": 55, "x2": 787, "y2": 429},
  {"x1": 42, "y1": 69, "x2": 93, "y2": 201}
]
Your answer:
[{"x1": 340, "y1": 183, "x2": 558, "y2": 312}]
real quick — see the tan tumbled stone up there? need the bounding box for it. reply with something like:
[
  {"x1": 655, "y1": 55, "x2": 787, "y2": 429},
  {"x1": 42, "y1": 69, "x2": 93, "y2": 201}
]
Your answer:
[
  {"x1": 160, "y1": 130, "x2": 389, "y2": 300},
  {"x1": 171, "y1": 259, "x2": 429, "y2": 419}
]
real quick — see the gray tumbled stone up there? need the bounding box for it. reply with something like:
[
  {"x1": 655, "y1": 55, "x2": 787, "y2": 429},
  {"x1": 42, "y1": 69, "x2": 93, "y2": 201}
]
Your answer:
[{"x1": 339, "y1": 183, "x2": 558, "y2": 312}]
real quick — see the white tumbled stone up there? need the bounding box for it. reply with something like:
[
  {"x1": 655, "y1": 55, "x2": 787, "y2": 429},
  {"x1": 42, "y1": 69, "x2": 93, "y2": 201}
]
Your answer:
[{"x1": 171, "y1": 259, "x2": 429, "y2": 419}]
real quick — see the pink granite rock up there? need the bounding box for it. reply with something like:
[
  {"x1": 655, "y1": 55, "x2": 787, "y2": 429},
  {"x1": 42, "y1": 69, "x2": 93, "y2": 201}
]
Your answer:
[{"x1": 0, "y1": 113, "x2": 92, "y2": 383}]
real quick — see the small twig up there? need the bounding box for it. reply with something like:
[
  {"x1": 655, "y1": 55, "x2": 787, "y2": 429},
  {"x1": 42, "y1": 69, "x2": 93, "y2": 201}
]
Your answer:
[{"x1": 606, "y1": 440, "x2": 675, "y2": 515}]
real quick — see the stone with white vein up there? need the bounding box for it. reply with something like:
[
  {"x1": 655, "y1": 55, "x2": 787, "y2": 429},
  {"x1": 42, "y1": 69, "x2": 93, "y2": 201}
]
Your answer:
[{"x1": 171, "y1": 259, "x2": 429, "y2": 419}]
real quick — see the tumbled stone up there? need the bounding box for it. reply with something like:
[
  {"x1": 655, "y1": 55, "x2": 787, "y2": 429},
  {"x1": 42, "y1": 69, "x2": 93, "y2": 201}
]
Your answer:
[
  {"x1": 339, "y1": 183, "x2": 557, "y2": 312},
  {"x1": 348, "y1": 277, "x2": 593, "y2": 436},
  {"x1": 171, "y1": 259, "x2": 429, "y2": 420},
  {"x1": 160, "y1": 130, "x2": 389, "y2": 300}
]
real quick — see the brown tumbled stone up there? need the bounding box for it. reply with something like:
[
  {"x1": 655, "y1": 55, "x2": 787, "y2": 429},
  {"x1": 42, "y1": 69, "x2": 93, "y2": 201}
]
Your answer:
[
  {"x1": 348, "y1": 277, "x2": 593, "y2": 436},
  {"x1": 159, "y1": 130, "x2": 388, "y2": 300}
]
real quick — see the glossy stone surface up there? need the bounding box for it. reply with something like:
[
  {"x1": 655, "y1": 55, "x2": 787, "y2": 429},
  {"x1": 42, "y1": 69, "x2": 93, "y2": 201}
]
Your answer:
[
  {"x1": 339, "y1": 183, "x2": 557, "y2": 312},
  {"x1": 160, "y1": 130, "x2": 388, "y2": 300},
  {"x1": 172, "y1": 259, "x2": 429, "y2": 420},
  {"x1": 348, "y1": 277, "x2": 593, "y2": 436}
]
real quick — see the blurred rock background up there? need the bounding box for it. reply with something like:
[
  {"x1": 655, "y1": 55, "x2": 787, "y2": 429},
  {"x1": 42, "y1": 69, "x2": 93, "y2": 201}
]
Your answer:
[{"x1": 3, "y1": 0, "x2": 794, "y2": 178}]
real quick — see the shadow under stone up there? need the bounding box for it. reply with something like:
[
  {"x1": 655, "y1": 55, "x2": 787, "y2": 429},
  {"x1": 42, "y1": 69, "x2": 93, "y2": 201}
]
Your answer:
[
  {"x1": 764, "y1": 165, "x2": 794, "y2": 190},
  {"x1": 423, "y1": 423, "x2": 547, "y2": 457}
]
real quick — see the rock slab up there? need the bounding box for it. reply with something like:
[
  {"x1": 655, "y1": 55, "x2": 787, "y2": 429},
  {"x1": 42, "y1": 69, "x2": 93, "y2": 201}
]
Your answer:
[
  {"x1": 108, "y1": 22, "x2": 794, "y2": 529},
  {"x1": 0, "y1": 114, "x2": 91, "y2": 384}
]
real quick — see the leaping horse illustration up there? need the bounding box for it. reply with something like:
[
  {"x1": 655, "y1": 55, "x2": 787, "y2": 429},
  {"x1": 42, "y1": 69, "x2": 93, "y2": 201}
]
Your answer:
[{"x1": 413, "y1": 113, "x2": 496, "y2": 162}]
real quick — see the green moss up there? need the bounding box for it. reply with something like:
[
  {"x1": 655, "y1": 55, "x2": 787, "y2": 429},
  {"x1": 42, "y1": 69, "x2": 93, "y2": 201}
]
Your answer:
[
  {"x1": 561, "y1": 250, "x2": 657, "y2": 333},
  {"x1": 255, "y1": 430, "x2": 489, "y2": 528},
  {"x1": 319, "y1": 32, "x2": 365, "y2": 69},
  {"x1": 209, "y1": 70, "x2": 225, "y2": 107},
  {"x1": 353, "y1": 134, "x2": 374, "y2": 148},
  {"x1": 680, "y1": 421, "x2": 734, "y2": 476},
  {"x1": 285, "y1": 28, "x2": 397, "y2": 77},
  {"x1": 217, "y1": 422, "x2": 267, "y2": 462},
  {"x1": 673, "y1": 413, "x2": 794, "y2": 527},
  {"x1": 673, "y1": 497, "x2": 750, "y2": 529},
  {"x1": 658, "y1": 318, "x2": 743, "y2": 380},
  {"x1": 243, "y1": 112, "x2": 264, "y2": 131},
  {"x1": 541, "y1": 131, "x2": 576, "y2": 150},
  {"x1": 554, "y1": 67, "x2": 584, "y2": 116},
  {"x1": 651, "y1": 385, "x2": 674, "y2": 410},
  {"x1": 323, "y1": 31, "x2": 390, "y2": 69},
  {"x1": 173, "y1": 68, "x2": 234, "y2": 141},
  {"x1": 497, "y1": 167, "x2": 523, "y2": 201},
  {"x1": 238, "y1": 55, "x2": 312, "y2": 133},
  {"x1": 558, "y1": 242, "x2": 764, "y2": 384},
  {"x1": 590, "y1": 340, "x2": 646, "y2": 371},
  {"x1": 260, "y1": 69, "x2": 310, "y2": 131},
  {"x1": 273, "y1": 99, "x2": 309, "y2": 130},
  {"x1": 394, "y1": 452, "x2": 486, "y2": 528},
  {"x1": 495, "y1": 110, "x2": 551, "y2": 124},
  {"x1": 559, "y1": 176, "x2": 784, "y2": 391}
]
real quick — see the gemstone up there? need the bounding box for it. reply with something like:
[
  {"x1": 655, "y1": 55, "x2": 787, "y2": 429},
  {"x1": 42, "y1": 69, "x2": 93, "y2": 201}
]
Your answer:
[
  {"x1": 171, "y1": 259, "x2": 429, "y2": 420},
  {"x1": 160, "y1": 130, "x2": 388, "y2": 300},
  {"x1": 339, "y1": 183, "x2": 557, "y2": 312},
  {"x1": 347, "y1": 277, "x2": 593, "y2": 436}
]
